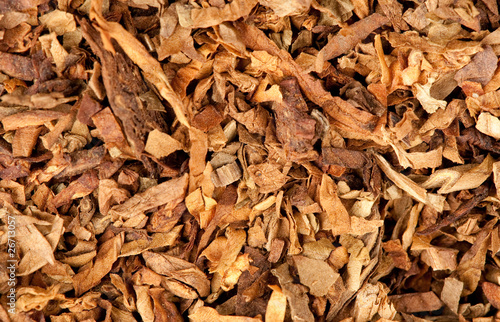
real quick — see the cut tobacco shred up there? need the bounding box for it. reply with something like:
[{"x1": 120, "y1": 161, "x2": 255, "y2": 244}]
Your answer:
[{"x1": 2, "y1": 0, "x2": 500, "y2": 321}]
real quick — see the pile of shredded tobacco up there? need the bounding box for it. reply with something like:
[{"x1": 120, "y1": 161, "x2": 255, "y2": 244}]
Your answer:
[{"x1": 2, "y1": 0, "x2": 500, "y2": 321}]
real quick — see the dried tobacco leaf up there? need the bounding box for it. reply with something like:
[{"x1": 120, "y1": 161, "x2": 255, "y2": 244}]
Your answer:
[{"x1": 4, "y1": 0, "x2": 500, "y2": 321}]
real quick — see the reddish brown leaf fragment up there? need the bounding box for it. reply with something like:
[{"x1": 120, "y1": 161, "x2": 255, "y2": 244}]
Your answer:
[
  {"x1": 382, "y1": 240, "x2": 411, "y2": 270},
  {"x1": 77, "y1": 93, "x2": 102, "y2": 126},
  {"x1": 108, "y1": 173, "x2": 189, "y2": 221},
  {"x1": 12, "y1": 126, "x2": 42, "y2": 157},
  {"x1": 149, "y1": 288, "x2": 184, "y2": 322},
  {"x1": 482, "y1": 282, "x2": 500, "y2": 309},
  {"x1": 55, "y1": 145, "x2": 106, "y2": 179},
  {"x1": 0, "y1": 52, "x2": 36, "y2": 81},
  {"x1": 192, "y1": 104, "x2": 224, "y2": 132}
]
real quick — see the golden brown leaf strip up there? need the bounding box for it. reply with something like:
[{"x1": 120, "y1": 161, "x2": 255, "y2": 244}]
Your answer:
[
  {"x1": 73, "y1": 231, "x2": 124, "y2": 296},
  {"x1": 314, "y1": 13, "x2": 389, "y2": 72},
  {"x1": 417, "y1": 185, "x2": 489, "y2": 235},
  {"x1": 197, "y1": 184, "x2": 238, "y2": 254},
  {"x1": 108, "y1": 173, "x2": 188, "y2": 221}
]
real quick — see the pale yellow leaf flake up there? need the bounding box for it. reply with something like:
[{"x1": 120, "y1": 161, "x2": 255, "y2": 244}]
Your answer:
[
  {"x1": 476, "y1": 112, "x2": 500, "y2": 139},
  {"x1": 413, "y1": 78, "x2": 447, "y2": 114},
  {"x1": 220, "y1": 253, "x2": 251, "y2": 291},
  {"x1": 16, "y1": 285, "x2": 65, "y2": 312},
  {"x1": 185, "y1": 188, "x2": 217, "y2": 229},
  {"x1": 266, "y1": 285, "x2": 287, "y2": 322},
  {"x1": 374, "y1": 154, "x2": 427, "y2": 204},
  {"x1": 422, "y1": 154, "x2": 494, "y2": 194},
  {"x1": 392, "y1": 144, "x2": 443, "y2": 169},
  {"x1": 133, "y1": 285, "x2": 155, "y2": 322},
  {"x1": 38, "y1": 32, "x2": 69, "y2": 73},
  {"x1": 349, "y1": 216, "x2": 384, "y2": 236},
  {"x1": 213, "y1": 228, "x2": 247, "y2": 275},
  {"x1": 353, "y1": 282, "x2": 396, "y2": 322}
]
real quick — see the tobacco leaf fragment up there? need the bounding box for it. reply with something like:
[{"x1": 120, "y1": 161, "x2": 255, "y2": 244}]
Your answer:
[
  {"x1": 273, "y1": 77, "x2": 318, "y2": 162},
  {"x1": 108, "y1": 173, "x2": 188, "y2": 223},
  {"x1": 389, "y1": 291, "x2": 443, "y2": 313},
  {"x1": 73, "y1": 231, "x2": 124, "y2": 296},
  {"x1": 322, "y1": 147, "x2": 369, "y2": 168},
  {"x1": 315, "y1": 13, "x2": 389, "y2": 72},
  {"x1": 455, "y1": 46, "x2": 498, "y2": 86},
  {"x1": 80, "y1": 18, "x2": 167, "y2": 158},
  {"x1": 0, "y1": 52, "x2": 36, "y2": 81},
  {"x1": 482, "y1": 282, "x2": 500, "y2": 309},
  {"x1": 418, "y1": 185, "x2": 489, "y2": 235}
]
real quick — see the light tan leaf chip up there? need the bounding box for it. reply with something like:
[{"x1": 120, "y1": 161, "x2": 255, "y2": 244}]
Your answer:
[
  {"x1": 134, "y1": 285, "x2": 154, "y2": 322},
  {"x1": 142, "y1": 251, "x2": 210, "y2": 297},
  {"x1": 187, "y1": 0, "x2": 259, "y2": 28},
  {"x1": 39, "y1": 10, "x2": 76, "y2": 35},
  {"x1": 441, "y1": 277, "x2": 463, "y2": 313},
  {"x1": 145, "y1": 129, "x2": 182, "y2": 159},
  {"x1": 17, "y1": 223, "x2": 59, "y2": 276},
  {"x1": 375, "y1": 154, "x2": 427, "y2": 204},
  {"x1": 421, "y1": 154, "x2": 494, "y2": 194},
  {"x1": 293, "y1": 255, "x2": 340, "y2": 296}
]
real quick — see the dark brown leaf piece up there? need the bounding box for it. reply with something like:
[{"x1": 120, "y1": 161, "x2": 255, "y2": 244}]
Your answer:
[{"x1": 274, "y1": 77, "x2": 318, "y2": 162}]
